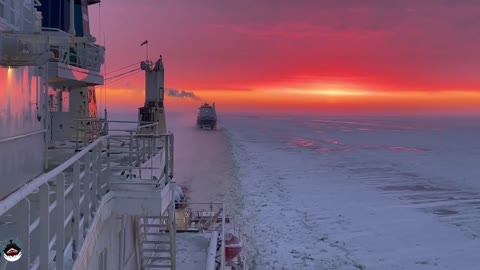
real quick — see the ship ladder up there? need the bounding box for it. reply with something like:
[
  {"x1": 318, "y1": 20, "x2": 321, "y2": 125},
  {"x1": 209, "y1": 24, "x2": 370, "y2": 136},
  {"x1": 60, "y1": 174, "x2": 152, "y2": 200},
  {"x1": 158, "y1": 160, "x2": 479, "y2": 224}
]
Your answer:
[{"x1": 139, "y1": 215, "x2": 176, "y2": 269}]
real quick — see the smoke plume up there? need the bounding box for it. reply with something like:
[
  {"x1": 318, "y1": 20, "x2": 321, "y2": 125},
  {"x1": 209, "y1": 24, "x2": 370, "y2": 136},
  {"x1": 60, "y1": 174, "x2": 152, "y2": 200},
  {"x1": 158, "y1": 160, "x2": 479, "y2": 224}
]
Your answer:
[{"x1": 166, "y1": 89, "x2": 200, "y2": 100}]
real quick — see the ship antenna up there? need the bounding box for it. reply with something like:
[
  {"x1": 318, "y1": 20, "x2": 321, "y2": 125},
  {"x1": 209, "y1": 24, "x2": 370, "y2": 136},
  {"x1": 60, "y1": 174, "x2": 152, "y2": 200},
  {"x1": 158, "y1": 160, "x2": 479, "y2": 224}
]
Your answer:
[
  {"x1": 98, "y1": 2, "x2": 102, "y2": 43},
  {"x1": 103, "y1": 31, "x2": 108, "y2": 121},
  {"x1": 140, "y1": 40, "x2": 149, "y2": 61}
]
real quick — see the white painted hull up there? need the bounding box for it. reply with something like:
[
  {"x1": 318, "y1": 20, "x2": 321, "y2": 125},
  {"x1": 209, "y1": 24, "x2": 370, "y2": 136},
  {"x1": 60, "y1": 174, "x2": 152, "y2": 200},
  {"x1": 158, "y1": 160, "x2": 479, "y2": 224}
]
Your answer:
[{"x1": 0, "y1": 65, "x2": 47, "y2": 200}]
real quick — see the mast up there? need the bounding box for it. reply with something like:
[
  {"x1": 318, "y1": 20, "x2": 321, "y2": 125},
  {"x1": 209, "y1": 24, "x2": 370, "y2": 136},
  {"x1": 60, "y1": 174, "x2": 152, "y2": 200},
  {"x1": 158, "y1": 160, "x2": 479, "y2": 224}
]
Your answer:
[{"x1": 139, "y1": 56, "x2": 167, "y2": 134}]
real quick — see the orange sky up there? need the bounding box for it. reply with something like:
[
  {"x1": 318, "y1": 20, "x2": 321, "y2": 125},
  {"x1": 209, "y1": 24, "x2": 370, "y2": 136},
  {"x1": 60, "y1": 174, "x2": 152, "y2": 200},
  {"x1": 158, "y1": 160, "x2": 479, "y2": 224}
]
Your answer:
[
  {"x1": 90, "y1": 1, "x2": 480, "y2": 115},
  {"x1": 104, "y1": 87, "x2": 480, "y2": 116}
]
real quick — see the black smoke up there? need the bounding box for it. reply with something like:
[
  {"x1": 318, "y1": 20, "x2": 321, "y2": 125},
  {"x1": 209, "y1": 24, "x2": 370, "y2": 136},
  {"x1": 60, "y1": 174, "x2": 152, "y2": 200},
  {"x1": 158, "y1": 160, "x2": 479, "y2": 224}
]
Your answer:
[{"x1": 166, "y1": 89, "x2": 200, "y2": 100}]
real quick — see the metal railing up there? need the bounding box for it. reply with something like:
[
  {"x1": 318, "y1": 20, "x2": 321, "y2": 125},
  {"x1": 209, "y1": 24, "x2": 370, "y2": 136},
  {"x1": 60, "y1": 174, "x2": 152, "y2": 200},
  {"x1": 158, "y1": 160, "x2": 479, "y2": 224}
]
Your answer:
[
  {"x1": 39, "y1": 28, "x2": 104, "y2": 73},
  {"x1": 107, "y1": 133, "x2": 174, "y2": 182},
  {"x1": 0, "y1": 136, "x2": 107, "y2": 270},
  {"x1": 72, "y1": 118, "x2": 161, "y2": 148},
  {"x1": 72, "y1": 119, "x2": 172, "y2": 181},
  {"x1": 0, "y1": 129, "x2": 46, "y2": 144},
  {"x1": 0, "y1": 0, "x2": 41, "y2": 32},
  {"x1": 0, "y1": 131, "x2": 174, "y2": 269},
  {"x1": 48, "y1": 42, "x2": 104, "y2": 72},
  {"x1": 72, "y1": 118, "x2": 107, "y2": 147},
  {"x1": 174, "y1": 202, "x2": 226, "y2": 269}
]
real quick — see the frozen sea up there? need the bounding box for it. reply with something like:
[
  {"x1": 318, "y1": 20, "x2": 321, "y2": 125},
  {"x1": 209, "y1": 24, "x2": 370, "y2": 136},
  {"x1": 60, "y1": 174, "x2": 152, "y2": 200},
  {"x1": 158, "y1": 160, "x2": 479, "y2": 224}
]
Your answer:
[{"x1": 114, "y1": 111, "x2": 480, "y2": 270}]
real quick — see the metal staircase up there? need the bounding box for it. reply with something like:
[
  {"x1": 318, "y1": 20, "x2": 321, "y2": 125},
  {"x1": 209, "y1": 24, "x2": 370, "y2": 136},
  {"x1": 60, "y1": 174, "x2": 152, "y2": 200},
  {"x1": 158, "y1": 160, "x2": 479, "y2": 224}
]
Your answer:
[{"x1": 139, "y1": 215, "x2": 176, "y2": 269}]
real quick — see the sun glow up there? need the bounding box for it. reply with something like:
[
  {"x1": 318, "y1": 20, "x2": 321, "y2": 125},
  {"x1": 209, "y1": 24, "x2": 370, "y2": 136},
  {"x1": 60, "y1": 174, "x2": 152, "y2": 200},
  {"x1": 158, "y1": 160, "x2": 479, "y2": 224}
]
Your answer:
[
  {"x1": 284, "y1": 89, "x2": 375, "y2": 97},
  {"x1": 259, "y1": 80, "x2": 384, "y2": 98},
  {"x1": 104, "y1": 81, "x2": 480, "y2": 115}
]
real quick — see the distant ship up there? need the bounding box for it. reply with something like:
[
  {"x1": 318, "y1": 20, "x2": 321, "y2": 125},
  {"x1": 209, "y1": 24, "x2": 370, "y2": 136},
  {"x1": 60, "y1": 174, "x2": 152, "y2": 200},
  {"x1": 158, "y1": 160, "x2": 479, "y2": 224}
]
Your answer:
[{"x1": 197, "y1": 103, "x2": 217, "y2": 130}]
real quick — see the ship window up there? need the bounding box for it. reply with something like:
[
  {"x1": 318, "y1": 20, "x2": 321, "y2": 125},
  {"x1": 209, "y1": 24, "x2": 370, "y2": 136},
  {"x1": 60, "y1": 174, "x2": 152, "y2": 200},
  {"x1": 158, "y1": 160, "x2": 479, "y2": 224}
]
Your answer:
[{"x1": 74, "y1": 0, "x2": 83, "y2": 36}]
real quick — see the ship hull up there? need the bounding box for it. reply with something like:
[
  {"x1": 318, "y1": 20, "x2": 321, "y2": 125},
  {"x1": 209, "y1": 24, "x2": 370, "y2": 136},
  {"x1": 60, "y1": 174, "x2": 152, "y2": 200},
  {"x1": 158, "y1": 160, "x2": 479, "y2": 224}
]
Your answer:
[{"x1": 197, "y1": 119, "x2": 217, "y2": 129}]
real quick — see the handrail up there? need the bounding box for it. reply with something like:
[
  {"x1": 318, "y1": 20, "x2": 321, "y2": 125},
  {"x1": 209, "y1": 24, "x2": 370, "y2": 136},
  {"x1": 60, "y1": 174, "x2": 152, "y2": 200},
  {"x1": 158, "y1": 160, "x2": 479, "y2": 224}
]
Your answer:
[
  {"x1": 0, "y1": 132, "x2": 173, "y2": 216},
  {"x1": 47, "y1": 41, "x2": 105, "y2": 72},
  {"x1": 41, "y1": 27, "x2": 70, "y2": 35},
  {"x1": 0, "y1": 134, "x2": 106, "y2": 216},
  {"x1": 0, "y1": 0, "x2": 39, "y2": 30},
  {"x1": 0, "y1": 131, "x2": 174, "y2": 269},
  {"x1": 0, "y1": 129, "x2": 46, "y2": 144},
  {"x1": 221, "y1": 203, "x2": 226, "y2": 269},
  {"x1": 74, "y1": 118, "x2": 155, "y2": 124},
  {"x1": 72, "y1": 118, "x2": 164, "y2": 148}
]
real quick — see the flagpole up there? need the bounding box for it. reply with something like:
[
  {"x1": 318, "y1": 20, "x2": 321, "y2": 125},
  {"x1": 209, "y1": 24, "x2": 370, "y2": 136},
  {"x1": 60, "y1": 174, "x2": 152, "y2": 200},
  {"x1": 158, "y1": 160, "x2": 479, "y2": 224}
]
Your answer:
[{"x1": 141, "y1": 40, "x2": 149, "y2": 61}]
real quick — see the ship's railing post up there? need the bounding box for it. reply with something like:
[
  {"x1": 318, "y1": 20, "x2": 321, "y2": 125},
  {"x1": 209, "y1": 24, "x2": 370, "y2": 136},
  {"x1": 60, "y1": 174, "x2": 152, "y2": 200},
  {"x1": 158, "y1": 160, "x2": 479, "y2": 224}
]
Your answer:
[
  {"x1": 75, "y1": 119, "x2": 79, "y2": 150},
  {"x1": 152, "y1": 122, "x2": 157, "y2": 150},
  {"x1": 56, "y1": 173, "x2": 65, "y2": 270},
  {"x1": 44, "y1": 122, "x2": 49, "y2": 171},
  {"x1": 89, "y1": 118, "x2": 94, "y2": 143},
  {"x1": 221, "y1": 203, "x2": 226, "y2": 269},
  {"x1": 135, "y1": 136, "x2": 142, "y2": 179},
  {"x1": 128, "y1": 131, "x2": 133, "y2": 179},
  {"x1": 148, "y1": 135, "x2": 152, "y2": 160},
  {"x1": 106, "y1": 137, "x2": 111, "y2": 189},
  {"x1": 91, "y1": 145, "x2": 98, "y2": 211},
  {"x1": 72, "y1": 161, "x2": 80, "y2": 260},
  {"x1": 63, "y1": 46, "x2": 69, "y2": 66},
  {"x1": 91, "y1": 118, "x2": 96, "y2": 140},
  {"x1": 142, "y1": 138, "x2": 146, "y2": 163},
  {"x1": 169, "y1": 134, "x2": 174, "y2": 180},
  {"x1": 169, "y1": 181, "x2": 177, "y2": 270},
  {"x1": 164, "y1": 135, "x2": 169, "y2": 183},
  {"x1": 39, "y1": 183, "x2": 50, "y2": 270},
  {"x1": 96, "y1": 143, "x2": 102, "y2": 197},
  {"x1": 148, "y1": 135, "x2": 153, "y2": 180},
  {"x1": 12, "y1": 198, "x2": 30, "y2": 270},
  {"x1": 83, "y1": 152, "x2": 91, "y2": 236}
]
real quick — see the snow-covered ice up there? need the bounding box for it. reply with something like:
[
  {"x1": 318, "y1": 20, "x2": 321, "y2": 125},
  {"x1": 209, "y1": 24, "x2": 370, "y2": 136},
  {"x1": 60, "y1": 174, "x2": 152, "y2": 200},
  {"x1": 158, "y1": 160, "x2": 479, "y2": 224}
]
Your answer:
[
  {"x1": 221, "y1": 114, "x2": 480, "y2": 270},
  {"x1": 125, "y1": 111, "x2": 480, "y2": 270}
]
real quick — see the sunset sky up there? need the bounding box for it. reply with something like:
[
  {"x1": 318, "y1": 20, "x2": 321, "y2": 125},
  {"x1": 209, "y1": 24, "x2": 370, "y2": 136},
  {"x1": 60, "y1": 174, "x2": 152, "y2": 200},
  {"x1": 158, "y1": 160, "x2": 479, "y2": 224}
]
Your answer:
[{"x1": 89, "y1": 0, "x2": 480, "y2": 115}]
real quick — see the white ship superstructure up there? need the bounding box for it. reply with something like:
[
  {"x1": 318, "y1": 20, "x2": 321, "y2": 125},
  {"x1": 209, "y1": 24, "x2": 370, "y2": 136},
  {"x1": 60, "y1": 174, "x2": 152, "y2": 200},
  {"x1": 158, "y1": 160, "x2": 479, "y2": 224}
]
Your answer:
[{"x1": 0, "y1": 1, "x2": 248, "y2": 270}]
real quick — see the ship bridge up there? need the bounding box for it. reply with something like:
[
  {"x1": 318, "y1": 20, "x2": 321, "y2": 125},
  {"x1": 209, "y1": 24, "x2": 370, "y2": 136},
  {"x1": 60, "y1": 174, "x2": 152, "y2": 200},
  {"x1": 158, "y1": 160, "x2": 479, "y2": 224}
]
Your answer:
[{"x1": 38, "y1": 0, "x2": 105, "y2": 87}]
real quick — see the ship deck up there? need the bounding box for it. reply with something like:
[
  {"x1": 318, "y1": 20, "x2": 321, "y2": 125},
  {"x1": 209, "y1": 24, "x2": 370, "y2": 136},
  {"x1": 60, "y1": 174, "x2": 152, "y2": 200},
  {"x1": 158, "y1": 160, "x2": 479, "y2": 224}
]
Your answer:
[
  {"x1": 0, "y1": 137, "x2": 166, "y2": 268},
  {"x1": 0, "y1": 134, "x2": 223, "y2": 269},
  {"x1": 176, "y1": 232, "x2": 212, "y2": 270}
]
